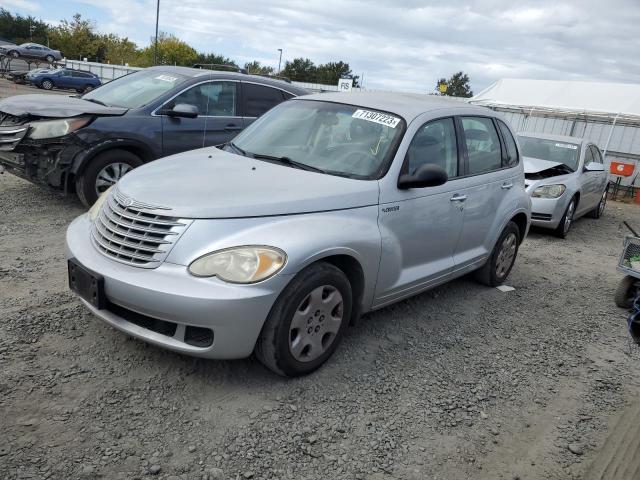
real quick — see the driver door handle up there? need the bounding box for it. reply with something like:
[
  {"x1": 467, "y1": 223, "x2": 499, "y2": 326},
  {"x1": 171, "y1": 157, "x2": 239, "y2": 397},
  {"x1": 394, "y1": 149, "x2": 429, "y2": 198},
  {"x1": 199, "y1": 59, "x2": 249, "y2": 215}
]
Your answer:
[
  {"x1": 224, "y1": 124, "x2": 243, "y2": 131},
  {"x1": 501, "y1": 182, "x2": 514, "y2": 190},
  {"x1": 450, "y1": 194, "x2": 467, "y2": 202}
]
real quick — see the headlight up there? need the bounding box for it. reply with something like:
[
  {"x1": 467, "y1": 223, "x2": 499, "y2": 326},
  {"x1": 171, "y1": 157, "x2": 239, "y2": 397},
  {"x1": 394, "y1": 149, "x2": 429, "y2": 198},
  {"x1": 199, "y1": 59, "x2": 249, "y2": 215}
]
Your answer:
[
  {"x1": 87, "y1": 186, "x2": 113, "y2": 220},
  {"x1": 532, "y1": 184, "x2": 566, "y2": 198},
  {"x1": 27, "y1": 117, "x2": 91, "y2": 140},
  {"x1": 188, "y1": 246, "x2": 286, "y2": 283}
]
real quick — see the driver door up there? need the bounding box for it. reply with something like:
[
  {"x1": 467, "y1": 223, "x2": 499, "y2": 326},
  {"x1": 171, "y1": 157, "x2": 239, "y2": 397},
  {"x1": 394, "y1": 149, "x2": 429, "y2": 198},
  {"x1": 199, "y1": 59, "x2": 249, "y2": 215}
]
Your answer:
[
  {"x1": 374, "y1": 116, "x2": 465, "y2": 307},
  {"x1": 160, "y1": 80, "x2": 242, "y2": 156}
]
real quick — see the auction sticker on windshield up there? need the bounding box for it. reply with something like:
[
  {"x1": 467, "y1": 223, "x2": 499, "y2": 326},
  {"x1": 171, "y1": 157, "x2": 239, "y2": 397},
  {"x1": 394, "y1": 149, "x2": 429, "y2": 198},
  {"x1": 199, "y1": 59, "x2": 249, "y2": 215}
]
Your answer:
[
  {"x1": 155, "y1": 75, "x2": 179, "y2": 83},
  {"x1": 555, "y1": 143, "x2": 578, "y2": 150},
  {"x1": 352, "y1": 109, "x2": 401, "y2": 128}
]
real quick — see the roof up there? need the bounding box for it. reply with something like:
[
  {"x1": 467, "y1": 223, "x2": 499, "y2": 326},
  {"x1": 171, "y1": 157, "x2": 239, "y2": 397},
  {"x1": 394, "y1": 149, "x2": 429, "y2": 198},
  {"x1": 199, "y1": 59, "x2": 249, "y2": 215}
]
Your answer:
[
  {"x1": 517, "y1": 132, "x2": 585, "y2": 144},
  {"x1": 299, "y1": 91, "x2": 482, "y2": 122},
  {"x1": 471, "y1": 78, "x2": 640, "y2": 118},
  {"x1": 145, "y1": 66, "x2": 308, "y2": 95}
]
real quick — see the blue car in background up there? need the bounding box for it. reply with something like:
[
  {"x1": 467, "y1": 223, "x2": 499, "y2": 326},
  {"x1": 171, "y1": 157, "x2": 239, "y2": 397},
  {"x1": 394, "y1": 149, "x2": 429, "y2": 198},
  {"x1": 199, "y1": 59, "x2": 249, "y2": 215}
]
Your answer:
[{"x1": 26, "y1": 68, "x2": 102, "y2": 93}]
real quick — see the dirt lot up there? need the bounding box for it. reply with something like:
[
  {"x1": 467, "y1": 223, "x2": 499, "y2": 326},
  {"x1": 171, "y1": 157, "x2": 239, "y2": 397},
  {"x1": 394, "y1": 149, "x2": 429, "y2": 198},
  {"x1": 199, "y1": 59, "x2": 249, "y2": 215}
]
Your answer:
[{"x1": 1, "y1": 170, "x2": 640, "y2": 480}]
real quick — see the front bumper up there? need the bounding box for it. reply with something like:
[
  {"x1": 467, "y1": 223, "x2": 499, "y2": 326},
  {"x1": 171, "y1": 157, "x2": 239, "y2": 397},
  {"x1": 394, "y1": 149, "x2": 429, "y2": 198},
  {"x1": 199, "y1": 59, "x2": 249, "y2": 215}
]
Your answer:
[
  {"x1": 528, "y1": 195, "x2": 569, "y2": 230},
  {"x1": 65, "y1": 215, "x2": 293, "y2": 359}
]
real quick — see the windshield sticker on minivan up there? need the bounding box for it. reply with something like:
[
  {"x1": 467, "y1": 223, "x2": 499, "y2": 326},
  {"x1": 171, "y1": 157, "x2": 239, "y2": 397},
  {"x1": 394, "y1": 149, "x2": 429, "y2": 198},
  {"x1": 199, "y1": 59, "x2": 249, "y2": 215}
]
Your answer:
[
  {"x1": 155, "y1": 75, "x2": 179, "y2": 83},
  {"x1": 555, "y1": 143, "x2": 578, "y2": 150},
  {"x1": 352, "y1": 109, "x2": 401, "y2": 128}
]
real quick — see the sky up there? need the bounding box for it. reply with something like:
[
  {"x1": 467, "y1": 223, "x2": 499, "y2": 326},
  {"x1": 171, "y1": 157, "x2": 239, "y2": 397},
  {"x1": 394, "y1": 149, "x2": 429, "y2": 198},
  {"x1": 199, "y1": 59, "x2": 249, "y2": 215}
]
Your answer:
[{"x1": 2, "y1": 0, "x2": 640, "y2": 93}]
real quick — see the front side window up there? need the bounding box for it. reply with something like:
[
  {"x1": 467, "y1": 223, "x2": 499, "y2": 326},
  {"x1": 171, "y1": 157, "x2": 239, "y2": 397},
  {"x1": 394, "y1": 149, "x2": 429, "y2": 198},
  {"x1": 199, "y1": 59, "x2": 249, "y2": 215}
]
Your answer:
[
  {"x1": 168, "y1": 82, "x2": 236, "y2": 116},
  {"x1": 243, "y1": 83, "x2": 285, "y2": 117},
  {"x1": 518, "y1": 135, "x2": 580, "y2": 171},
  {"x1": 461, "y1": 117, "x2": 503, "y2": 175},
  {"x1": 589, "y1": 145, "x2": 603, "y2": 164},
  {"x1": 497, "y1": 120, "x2": 519, "y2": 167},
  {"x1": 82, "y1": 69, "x2": 189, "y2": 109},
  {"x1": 406, "y1": 117, "x2": 458, "y2": 177},
  {"x1": 229, "y1": 100, "x2": 405, "y2": 179}
]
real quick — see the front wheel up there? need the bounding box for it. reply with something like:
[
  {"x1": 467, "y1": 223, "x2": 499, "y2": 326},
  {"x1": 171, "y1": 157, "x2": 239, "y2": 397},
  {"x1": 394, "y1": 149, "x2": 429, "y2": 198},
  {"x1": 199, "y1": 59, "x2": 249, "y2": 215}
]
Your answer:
[
  {"x1": 553, "y1": 197, "x2": 576, "y2": 238},
  {"x1": 474, "y1": 221, "x2": 521, "y2": 287},
  {"x1": 9, "y1": 50, "x2": 19, "y2": 58},
  {"x1": 588, "y1": 187, "x2": 608, "y2": 219},
  {"x1": 41, "y1": 79, "x2": 54, "y2": 90},
  {"x1": 255, "y1": 262, "x2": 352, "y2": 377},
  {"x1": 615, "y1": 276, "x2": 639, "y2": 309},
  {"x1": 75, "y1": 149, "x2": 143, "y2": 207},
  {"x1": 45, "y1": 54, "x2": 54, "y2": 63}
]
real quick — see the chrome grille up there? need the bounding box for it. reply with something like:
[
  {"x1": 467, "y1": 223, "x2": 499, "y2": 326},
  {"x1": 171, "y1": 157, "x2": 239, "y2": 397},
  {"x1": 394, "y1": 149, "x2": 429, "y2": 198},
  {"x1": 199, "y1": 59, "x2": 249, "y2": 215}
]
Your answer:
[
  {"x1": 0, "y1": 125, "x2": 28, "y2": 151},
  {"x1": 91, "y1": 191, "x2": 191, "y2": 268}
]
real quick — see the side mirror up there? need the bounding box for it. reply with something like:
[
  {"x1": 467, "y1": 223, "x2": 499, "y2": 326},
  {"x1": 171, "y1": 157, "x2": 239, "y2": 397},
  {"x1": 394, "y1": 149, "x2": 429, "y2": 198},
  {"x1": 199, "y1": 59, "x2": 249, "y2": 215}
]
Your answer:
[
  {"x1": 398, "y1": 164, "x2": 448, "y2": 189},
  {"x1": 584, "y1": 162, "x2": 604, "y2": 172},
  {"x1": 166, "y1": 103, "x2": 198, "y2": 119}
]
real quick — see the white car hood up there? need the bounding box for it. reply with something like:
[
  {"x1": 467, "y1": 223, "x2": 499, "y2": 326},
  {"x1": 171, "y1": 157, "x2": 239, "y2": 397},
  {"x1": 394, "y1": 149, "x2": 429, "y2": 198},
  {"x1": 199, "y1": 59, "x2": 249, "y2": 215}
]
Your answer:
[
  {"x1": 523, "y1": 156, "x2": 565, "y2": 174},
  {"x1": 116, "y1": 147, "x2": 380, "y2": 219}
]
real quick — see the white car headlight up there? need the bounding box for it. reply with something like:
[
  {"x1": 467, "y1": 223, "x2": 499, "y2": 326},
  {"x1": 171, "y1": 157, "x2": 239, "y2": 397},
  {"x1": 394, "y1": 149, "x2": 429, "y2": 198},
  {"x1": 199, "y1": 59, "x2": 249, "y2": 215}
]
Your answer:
[
  {"x1": 27, "y1": 117, "x2": 92, "y2": 140},
  {"x1": 188, "y1": 246, "x2": 286, "y2": 283},
  {"x1": 532, "y1": 184, "x2": 566, "y2": 198},
  {"x1": 87, "y1": 186, "x2": 113, "y2": 220}
]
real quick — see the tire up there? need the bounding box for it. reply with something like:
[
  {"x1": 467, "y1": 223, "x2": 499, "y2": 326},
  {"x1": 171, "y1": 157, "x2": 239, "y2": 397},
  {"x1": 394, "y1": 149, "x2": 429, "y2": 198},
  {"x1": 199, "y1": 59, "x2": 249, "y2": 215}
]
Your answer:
[
  {"x1": 45, "y1": 55, "x2": 54, "y2": 63},
  {"x1": 75, "y1": 88, "x2": 84, "y2": 94},
  {"x1": 553, "y1": 197, "x2": 577, "y2": 238},
  {"x1": 9, "y1": 50, "x2": 19, "y2": 58},
  {"x1": 75, "y1": 149, "x2": 143, "y2": 207},
  {"x1": 255, "y1": 262, "x2": 352, "y2": 377},
  {"x1": 474, "y1": 221, "x2": 521, "y2": 287},
  {"x1": 615, "y1": 276, "x2": 639, "y2": 309},
  {"x1": 588, "y1": 186, "x2": 608, "y2": 219},
  {"x1": 84, "y1": 84, "x2": 94, "y2": 93},
  {"x1": 41, "y1": 79, "x2": 54, "y2": 90}
]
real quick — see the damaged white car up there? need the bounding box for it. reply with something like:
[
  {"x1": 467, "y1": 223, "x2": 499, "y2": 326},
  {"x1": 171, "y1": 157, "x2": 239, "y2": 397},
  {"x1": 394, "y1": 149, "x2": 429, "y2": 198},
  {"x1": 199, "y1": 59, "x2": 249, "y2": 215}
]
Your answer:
[{"x1": 518, "y1": 133, "x2": 609, "y2": 238}]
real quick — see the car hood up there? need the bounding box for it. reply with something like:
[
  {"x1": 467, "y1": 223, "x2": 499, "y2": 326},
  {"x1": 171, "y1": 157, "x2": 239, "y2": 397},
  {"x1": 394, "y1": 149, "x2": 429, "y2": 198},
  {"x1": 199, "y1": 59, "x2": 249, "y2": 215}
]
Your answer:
[
  {"x1": 523, "y1": 156, "x2": 565, "y2": 174},
  {"x1": 116, "y1": 148, "x2": 380, "y2": 219},
  {"x1": 0, "y1": 94, "x2": 127, "y2": 118}
]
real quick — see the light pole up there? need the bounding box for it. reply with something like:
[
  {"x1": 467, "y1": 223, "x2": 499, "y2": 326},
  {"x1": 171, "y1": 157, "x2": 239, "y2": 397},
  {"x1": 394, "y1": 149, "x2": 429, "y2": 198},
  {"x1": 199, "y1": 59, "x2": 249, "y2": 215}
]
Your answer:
[
  {"x1": 153, "y1": 0, "x2": 160, "y2": 65},
  {"x1": 277, "y1": 48, "x2": 283, "y2": 75}
]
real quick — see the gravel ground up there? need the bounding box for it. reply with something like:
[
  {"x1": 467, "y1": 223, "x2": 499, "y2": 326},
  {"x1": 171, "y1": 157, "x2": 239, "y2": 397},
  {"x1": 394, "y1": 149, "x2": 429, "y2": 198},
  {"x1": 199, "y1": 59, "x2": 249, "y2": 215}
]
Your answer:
[{"x1": 1, "y1": 170, "x2": 640, "y2": 480}]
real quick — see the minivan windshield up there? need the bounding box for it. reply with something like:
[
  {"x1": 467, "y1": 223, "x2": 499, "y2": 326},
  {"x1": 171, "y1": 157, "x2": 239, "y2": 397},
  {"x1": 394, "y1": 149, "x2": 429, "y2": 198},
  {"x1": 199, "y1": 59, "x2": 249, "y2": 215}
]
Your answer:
[
  {"x1": 82, "y1": 70, "x2": 189, "y2": 109},
  {"x1": 518, "y1": 135, "x2": 580, "y2": 172},
  {"x1": 228, "y1": 100, "x2": 406, "y2": 179}
]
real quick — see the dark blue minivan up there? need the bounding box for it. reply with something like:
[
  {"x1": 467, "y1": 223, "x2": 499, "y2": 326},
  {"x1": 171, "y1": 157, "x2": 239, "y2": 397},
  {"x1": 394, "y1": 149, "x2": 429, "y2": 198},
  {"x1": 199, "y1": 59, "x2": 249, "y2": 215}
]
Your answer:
[{"x1": 27, "y1": 68, "x2": 102, "y2": 93}]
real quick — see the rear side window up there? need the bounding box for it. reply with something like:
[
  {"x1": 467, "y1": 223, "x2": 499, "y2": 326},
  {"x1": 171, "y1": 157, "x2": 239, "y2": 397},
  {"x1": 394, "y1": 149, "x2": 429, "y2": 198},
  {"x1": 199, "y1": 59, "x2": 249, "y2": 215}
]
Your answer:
[
  {"x1": 497, "y1": 120, "x2": 519, "y2": 167},
  {"x1": 461, "y1": 117, "x2": 502, "y2": 175},
  {"x1": 406, "y1": 117, "x2": 458, "y2": 177},
  {"x1": 243, "y1": 83, "x2": 285, "y2": 117}
]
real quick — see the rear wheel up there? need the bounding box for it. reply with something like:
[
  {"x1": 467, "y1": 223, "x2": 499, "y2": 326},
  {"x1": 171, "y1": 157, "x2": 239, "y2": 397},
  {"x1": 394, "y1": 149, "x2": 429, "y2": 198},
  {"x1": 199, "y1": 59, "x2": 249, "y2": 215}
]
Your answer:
[
  {"x1": 41, "y1": 79, "x2": 54, "y2": 90},
  {"x1": 553, "y1": 197, "x2": 576, "y2": 238},
  {"x1": 84, "y1": 84, "x2": 94, "y2": 93},
  {"x1": 255, "y1": 262, "x2": 352, "y2": 377},
  {"x1": 474, "y1": 221, "x2": 521, "y2": 287},
  {"x1": 76, "y1": 149, "x2": 143, "y2": 207},
  {"x1": 9, "y1": 50, "x2": 19, "y2": 58},
  {"x1": 615, "y1": 276, "x2": 639, "y2": 309}
]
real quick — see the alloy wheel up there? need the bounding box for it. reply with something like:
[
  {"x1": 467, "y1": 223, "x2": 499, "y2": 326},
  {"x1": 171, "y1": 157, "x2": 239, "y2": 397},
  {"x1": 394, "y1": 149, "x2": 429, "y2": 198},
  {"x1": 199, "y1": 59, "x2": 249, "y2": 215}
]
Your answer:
[
  {"x1": 45, "y1": 55, "x2": 54, "y2": 63},
  {"x1": 495, "y1": 232, "x2": 517, "y2": 278},
  {"x1": 95, "y1": 162, "x2": 133, "y2": 195},
  {"x1": 564, "y1": 201, "x2": 575, "y2": 235},
  {"x1": 289, "y1": 285, "x2": 344, "y2": 362},
  {"x1": 42, "y1": 80, "x2": 53, "y2": 90},
  {"x1": 598, "y1": 190, "x2": 607, "y2": 216}
]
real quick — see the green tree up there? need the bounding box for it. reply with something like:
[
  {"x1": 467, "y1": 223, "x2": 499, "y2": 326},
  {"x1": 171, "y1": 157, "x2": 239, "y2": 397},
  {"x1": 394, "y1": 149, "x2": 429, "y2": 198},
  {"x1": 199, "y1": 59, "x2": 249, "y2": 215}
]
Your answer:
[
  {"x1": 281, "y1": 57, "x2": 316, "y2": 82},
  {"x1": 244, "y1": 60, "x2": 274, "y2": 75},
  {"x1": 48, "y1": 13, "x2": 102, "y2": 60},
  {"x1": 137, "y1": 32, "x2": 197, "y2": 67},
  {"x1": 194, "y1": 52, "x2": 237, "y2": 68},
  {"x1": 315, "y1": 61, "x2": 359, "y2": 87},
  {"x1": 435, "y1": 71, "x2": 473, "y2": 97},
  {"x1": 96, "y1": 34, "x2": 138, "y2": 65},
  {"x1": 0, "y1": 8, "x2": 49, "y2": 45}
]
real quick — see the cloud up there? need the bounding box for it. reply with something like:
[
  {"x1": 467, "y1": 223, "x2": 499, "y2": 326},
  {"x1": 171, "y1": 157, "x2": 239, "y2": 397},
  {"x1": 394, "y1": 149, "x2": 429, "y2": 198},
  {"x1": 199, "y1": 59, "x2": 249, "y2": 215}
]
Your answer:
[
  {"x1": 58, "y1": 0, "x2": 640, "y2": 91},
  {"x1": 2, "y1": 0, "x2": 41, "y2": 12}
]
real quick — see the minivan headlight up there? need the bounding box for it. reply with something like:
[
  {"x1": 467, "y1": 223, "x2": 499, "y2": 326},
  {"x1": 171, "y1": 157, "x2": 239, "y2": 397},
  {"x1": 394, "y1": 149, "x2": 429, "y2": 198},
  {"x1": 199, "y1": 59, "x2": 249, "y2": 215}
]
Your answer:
[
  {"x1": 27, "y1": 116, "x2": 91, "y2": 140},
  {"x1": 88, "y1": 186, "x2": 113, "y2": 220},
  {"x1": 188, "y1": 246, "x2": 286, "y2": 283},
  {"x1": 532, "y1": 184, "x2": 566, "y2": 198}
]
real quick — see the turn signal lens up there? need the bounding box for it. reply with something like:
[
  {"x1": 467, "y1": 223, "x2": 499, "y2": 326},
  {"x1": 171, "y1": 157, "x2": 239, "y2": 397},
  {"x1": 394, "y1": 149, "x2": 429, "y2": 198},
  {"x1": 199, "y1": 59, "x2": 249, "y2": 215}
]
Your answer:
[{"x1": 188, "y1": 246, "x2": 286, "y2": 283}]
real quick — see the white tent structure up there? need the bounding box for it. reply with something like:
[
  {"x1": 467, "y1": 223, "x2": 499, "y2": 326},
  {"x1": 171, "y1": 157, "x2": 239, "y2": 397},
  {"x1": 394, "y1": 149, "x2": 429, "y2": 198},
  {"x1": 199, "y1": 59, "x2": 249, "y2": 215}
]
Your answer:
[{"x1": 471, "y1": 79, "x2": 640, "y2": 185}]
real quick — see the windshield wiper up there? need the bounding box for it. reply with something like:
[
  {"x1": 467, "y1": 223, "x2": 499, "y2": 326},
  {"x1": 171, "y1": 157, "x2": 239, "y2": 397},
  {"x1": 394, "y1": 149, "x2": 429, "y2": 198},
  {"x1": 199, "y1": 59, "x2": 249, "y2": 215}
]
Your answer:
[
  {"x1": 83, "y1": 98, "x2": 108, "y2": 107},
  {"x1": 227, "y1": 141, "x2": 248, "y2": 156},
  {"x1": 250, "y1": 153, "x2": 326, "y2": 173}
]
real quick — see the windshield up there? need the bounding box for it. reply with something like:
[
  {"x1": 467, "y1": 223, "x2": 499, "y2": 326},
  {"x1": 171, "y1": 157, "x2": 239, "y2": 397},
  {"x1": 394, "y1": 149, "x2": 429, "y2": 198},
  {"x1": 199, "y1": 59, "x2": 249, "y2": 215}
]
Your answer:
[
  {"x1": 518, "y1": 136, "x2": 580, "y2": 171},
  {"x1": 82, "y1": 70, "x2": 189, "y2": 109},
  {"x1": 229, "y1": 100, "x2": 405, "y2": 179}
]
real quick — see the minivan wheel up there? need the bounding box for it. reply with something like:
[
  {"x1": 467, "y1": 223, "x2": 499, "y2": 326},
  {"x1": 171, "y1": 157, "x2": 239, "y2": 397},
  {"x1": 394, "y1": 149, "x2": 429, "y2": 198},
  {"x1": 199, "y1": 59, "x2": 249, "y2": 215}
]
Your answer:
[
  {"x1": 76, "y1": 149, "x2": 143, "y2": 207},
  {"x1": 255, "y1": 262, "x2": 352, "y2": 377},
  {"x1": 474, "y1": 221, "x2": 521, "y2": 287},
  {"x1": 41, "y1": 79, "x2": 54, "y2": 90},
  {"x1": 554, "y1": 198, "x2": 577, "y2": 238}
]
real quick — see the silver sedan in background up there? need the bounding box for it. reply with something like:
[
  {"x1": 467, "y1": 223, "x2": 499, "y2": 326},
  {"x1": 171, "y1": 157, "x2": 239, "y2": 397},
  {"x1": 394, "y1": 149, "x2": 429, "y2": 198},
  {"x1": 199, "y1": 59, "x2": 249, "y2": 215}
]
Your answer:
[
  {"x1": 0, "y1": 43, "x2": 63, "y2": 63},
  {"x1": 519, "y1": 133, "x2": 609, "y2": 238}
]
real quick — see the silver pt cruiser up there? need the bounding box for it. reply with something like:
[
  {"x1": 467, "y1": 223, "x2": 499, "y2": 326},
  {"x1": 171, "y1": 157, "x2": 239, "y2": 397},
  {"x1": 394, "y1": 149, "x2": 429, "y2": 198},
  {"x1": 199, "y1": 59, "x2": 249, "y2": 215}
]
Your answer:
[{"x1": 66, "y1": 92, "x2": 531, "y2": 376}]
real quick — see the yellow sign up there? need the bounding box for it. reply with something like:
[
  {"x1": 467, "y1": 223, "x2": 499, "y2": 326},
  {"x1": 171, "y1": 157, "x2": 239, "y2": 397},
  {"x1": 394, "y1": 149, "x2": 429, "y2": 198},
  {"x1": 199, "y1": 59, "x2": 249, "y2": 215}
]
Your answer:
[{"x1": 438, "y1": 83, "x2": 447, "y2": 93}]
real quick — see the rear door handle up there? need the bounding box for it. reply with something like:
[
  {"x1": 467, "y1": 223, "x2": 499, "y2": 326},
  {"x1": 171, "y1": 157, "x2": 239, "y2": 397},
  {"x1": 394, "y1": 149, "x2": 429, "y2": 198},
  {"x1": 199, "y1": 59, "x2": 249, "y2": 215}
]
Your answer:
[
  {"x1": 501, "y1": 182, "x2": 514, "y2": 190},
  {"x1": 224, "y1": 124, "x2": 243, "y2": 131},
  {"x1": 450, "y1": 194, "x2": 467, "y2": 202}
]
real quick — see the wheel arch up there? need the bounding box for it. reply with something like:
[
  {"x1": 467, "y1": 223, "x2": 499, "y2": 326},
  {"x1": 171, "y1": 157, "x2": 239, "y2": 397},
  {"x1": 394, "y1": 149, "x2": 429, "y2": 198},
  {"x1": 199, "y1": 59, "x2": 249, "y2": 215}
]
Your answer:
[
  {"x1": 510, "y1": 212, "x2": 529, "y2": 244},
  {"x1": 70, "y1": 140, "x2": 155, "y2": 177}
]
